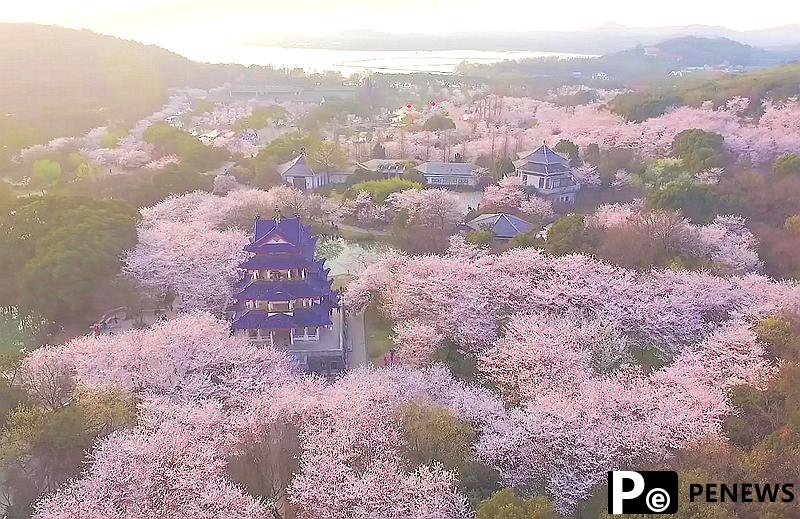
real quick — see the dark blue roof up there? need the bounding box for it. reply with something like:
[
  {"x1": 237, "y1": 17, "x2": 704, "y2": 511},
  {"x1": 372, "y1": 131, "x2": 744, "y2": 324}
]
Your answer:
[
  {"x1": 230, "y1": 306, "x2": 334, "y2": 330},
  {"x1": 514, "y1": 144, "x2": 572, "y2": 176},
  {"x1": 239, "y1": 255, "x2": 319, "y2": 270},
  {"x1": 232, "y1": 279, "x2": 333, "y2": 301},
  {"x1": 466, "y1": 213, "x2": 534, "y2": 239},
  {"x1": 245, "y1": 216, "x2": 316, "y2": 255}
]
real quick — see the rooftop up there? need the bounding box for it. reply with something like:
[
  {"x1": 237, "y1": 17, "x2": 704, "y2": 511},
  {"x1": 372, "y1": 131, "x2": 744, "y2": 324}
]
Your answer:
[
  {"x1": 466, "y1": 212, "x2": 534, "y2": 239},
  {"x1": 415, "y1": 161, "x2": 475, "y2": 177},
  {"x1": 514, "y1": 144, "x2": 572, "y2": 175},
  {"x1": 278, "y1": 153, "x2": 315, "y2": 178}
]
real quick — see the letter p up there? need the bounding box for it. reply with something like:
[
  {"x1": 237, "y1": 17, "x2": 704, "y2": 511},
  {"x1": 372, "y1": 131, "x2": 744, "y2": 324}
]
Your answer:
[{"x1": 611, "y1": 471, "x2": 645, "y2": 514}]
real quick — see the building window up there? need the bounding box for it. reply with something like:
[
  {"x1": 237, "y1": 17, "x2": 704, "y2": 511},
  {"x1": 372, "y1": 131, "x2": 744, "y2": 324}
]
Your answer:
[
  {"x1": 538, "y1": 177, "x2": 544, "y2": 188},
  {"x1": 247, "y1": 329, "x2": 258, "y2": 338},
  {"x1": 269, "y1": 301, "x2": 290, "y2": 312}
]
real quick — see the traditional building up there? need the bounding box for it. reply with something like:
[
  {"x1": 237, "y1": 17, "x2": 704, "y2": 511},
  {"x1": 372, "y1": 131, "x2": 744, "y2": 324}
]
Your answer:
[
  {"x1": 415, "y1": 161, "x2": 478, "y2": 187},
  {"x1": 513, "y1": 144, "x2": 580, "y2": 203},
  {"x1": 465, "y1": 213, "x2": 534, "y2": 240},
  {"x1": 278, "y1": 152, "x2": 352, "y2": 190},
  {"x1": 227, "y1": 212, "x2": 346, "y2": 376},
  {"x1": 355, "y1": 158, "x2": 409, "y2": 179}
]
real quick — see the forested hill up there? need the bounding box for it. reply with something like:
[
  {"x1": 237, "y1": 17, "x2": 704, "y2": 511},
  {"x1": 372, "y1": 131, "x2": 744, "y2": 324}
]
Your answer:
[
  {"x1": 456, "y1": 36, "x2": 799, "y2": 88},
  {"x1": 609, "y1": 61, "x2": 800, "y2": 121},
  {"x1": 0, "y1": 23, "x2": 232, "y2": 165},
  {"x1": 618, "y1": 36, "x2": 789, "y2": 68}
]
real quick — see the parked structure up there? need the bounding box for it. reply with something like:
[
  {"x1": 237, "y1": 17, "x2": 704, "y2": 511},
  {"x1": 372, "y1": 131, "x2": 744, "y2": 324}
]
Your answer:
[
  {"x1": 227, "y1": 212, "x2": 346, "y2": 376},
  {"x1": 514, "y1": 144, "x2": 580, "y2": 203}
]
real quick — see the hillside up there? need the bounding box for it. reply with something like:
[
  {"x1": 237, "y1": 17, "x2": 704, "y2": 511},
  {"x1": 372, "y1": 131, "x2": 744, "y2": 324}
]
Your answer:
[
  {"x1": 457, "y1": 36, "x2": 797, "y2": 83},
  {"x1": 0, "y1": 24, "x2": 235, "y2": 166},
  {"x1": 630, "y1": 36, "x2": 787, "y2": 67},
  {"x1": 610, "y1": 60, "x2": 800, "y2": 121}
]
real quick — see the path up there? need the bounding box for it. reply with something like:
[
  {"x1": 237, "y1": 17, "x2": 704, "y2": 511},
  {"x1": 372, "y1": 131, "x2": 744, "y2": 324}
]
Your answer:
[{"x1": 345, "y1": 311, "x2": 368, "y2": 369}]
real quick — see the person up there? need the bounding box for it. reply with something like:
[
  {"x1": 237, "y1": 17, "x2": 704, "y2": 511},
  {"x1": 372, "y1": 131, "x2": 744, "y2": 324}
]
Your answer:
[{"x1": 383, "y1": 347, "x2": 397, "y2": 366}]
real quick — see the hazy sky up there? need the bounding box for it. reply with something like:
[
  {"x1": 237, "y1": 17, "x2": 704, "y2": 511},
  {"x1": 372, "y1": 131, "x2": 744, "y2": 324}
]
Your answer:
[{"x1": 2, "y1": 0, "x2": 798, "y2": 50}]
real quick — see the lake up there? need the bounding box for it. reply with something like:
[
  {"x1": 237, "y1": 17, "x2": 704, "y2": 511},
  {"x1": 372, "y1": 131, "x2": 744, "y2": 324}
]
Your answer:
[{"x1": 176, "y1": 46, "x2": 593, "y2": 74}]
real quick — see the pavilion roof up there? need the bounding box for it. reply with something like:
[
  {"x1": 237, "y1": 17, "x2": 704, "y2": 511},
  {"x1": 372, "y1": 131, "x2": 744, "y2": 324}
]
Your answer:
[
  {"x1": 466, "y1": 213, "x2": 534, "y2": 239},
  {"x1": 514, "y1": 144, "x2": 572, "y2": 175},
  {"x1": 278, "y1": 153, "x2": 315, "y2": 178}
]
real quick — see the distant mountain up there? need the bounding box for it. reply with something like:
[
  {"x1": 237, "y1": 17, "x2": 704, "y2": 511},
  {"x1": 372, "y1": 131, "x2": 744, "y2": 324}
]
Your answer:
[
  {"x1": 0, "y1": 23, "x2": 225, "y2": 164},
  {"x1": 613, "y1": 36, "x2": 791, "y2": 68},
  {"x1": 0, "y1": 24, "x2": 306, "y2": 168},
  {"x1": 456, "y1": 36, "x2": 800, "y2": 89},
  {"x1": 248, "y1": 24, "x2": 800, "y2": 54}
]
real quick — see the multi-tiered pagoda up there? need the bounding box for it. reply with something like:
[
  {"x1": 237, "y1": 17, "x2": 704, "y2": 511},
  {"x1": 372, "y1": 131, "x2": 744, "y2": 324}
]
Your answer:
[{"x1": 227, "y1": 212, "x2": 345, "y2": 375}]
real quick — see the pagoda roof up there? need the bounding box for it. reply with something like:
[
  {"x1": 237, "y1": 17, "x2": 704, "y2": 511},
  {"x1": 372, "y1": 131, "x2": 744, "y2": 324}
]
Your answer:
[
  {"x1": 230, "y1": 306, "x2": 334, "y2": 330},
  {"x1": 245, "y1": 215, "x2": 316, "y2": 254},
  {"x1": 514, "y1": 144, "x2": 571, "y2": 175},
  {"x1": 278, "y1": 153, "x2": 315, "y2": 178},
  {"x1": 232, "y1": 279, "x2": 333, "y2": 302},
  {"x1": 238, "y1": 255, "x2": 320, "y2": 271}
]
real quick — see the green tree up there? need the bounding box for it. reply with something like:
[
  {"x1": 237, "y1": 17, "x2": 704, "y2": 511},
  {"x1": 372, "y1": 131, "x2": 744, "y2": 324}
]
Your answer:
[
  {"x1": 544, "y1": 214, "x2": 597, "y2": 256},
  {"x1": 233, "y1": 105, "x2": 289, "y2": 130},
  {"x1": 345, "y1": 178, "x2": 422, "y2": 204},
  {"x1": 306, "y1": 140, "x2": 347, "y2": 173},
  {"x1": 467, "y1": 228, "x2": 493, "y2": 247},
  {"x1": 423, "y1": 115, "x2": 456, "y2": 131},
  {"x1": 476, "y1": 489, "x2": 560, "y2": 519},
  {"x1": 31, "y1": 159, "x2": 62, "y2": 189},
  {"x1": 785, "y1": 215, "x2": 800, "y2": 232},
  {"x1": 143, "y1": 121, "x2": 229, "y2": 171},
  {"x1": 671, "y1": 129, "x2": 725, "y2": 172},
  {"x1": 554, "y1": 139, "x2": 579, "y2": 165},
  {"x1": 401, "y1": 402, "x2": 499, "y2": 505},
  {"x1": 774, "y1": 154, "x2": 800, "y2": 176},
  {"x1": 0, "y1": 387, "x2": 136, "y2": 516},
  {"x1": 0, "y1": 195, "x2": 139, "y2": 323}
]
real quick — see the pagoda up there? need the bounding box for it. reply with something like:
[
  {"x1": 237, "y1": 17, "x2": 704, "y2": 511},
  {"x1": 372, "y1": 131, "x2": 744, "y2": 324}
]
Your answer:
[
  {"x1": 227, "y1": 211, "x2": 345, "y2": 375},
  {"x1": 513, "y1": 144, "x2": 580, "y2": 204}
]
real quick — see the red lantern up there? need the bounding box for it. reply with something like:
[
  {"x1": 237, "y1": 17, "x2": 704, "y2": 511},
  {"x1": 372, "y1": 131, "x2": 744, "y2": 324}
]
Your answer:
[
  {"x1": 430, "y1": 101, "x2": 436, "y2": 107},
  {"x1": 406, "y1": 103, "x2": 412, "y2": 109}
]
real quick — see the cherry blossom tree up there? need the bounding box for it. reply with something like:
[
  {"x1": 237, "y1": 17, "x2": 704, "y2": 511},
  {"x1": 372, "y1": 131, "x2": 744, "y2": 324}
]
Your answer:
[
  {"x1": 339, "y1": 191, "x2": 391, "y2": 229},
  {"x1": 392, "y1": 320, "x2": 444, "y2": 367},
  {"x1": 123, "y1": 221, "x2": 249, "y2": 311},
  {"x1": 212, "y1": 174, "x2": 239, "y2": 195},
  {"x1": 479, "y1": 176, "x2": 525, "y2": 213}
]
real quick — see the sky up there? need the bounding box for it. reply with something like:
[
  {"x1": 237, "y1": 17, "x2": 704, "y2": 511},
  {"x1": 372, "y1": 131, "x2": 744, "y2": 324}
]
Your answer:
[{"x1": 2, "y1": 0, "x2": 798, "y2": 52}]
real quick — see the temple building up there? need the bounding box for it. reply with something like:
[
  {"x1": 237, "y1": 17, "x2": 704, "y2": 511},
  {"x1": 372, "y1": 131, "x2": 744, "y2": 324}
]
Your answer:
[
  {"x1": 513, "y1": 144, "x2": 580, "y2": 204},
  {"x1": 227, "y1": 212, "x2": 346, "y2": 376},
  {"x1": 278, "y1": 152, "x2": 352, "y2": 190}
]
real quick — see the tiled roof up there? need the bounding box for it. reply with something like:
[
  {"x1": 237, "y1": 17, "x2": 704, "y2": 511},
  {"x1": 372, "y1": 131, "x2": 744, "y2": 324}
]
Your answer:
[
  {"x1": 229, "y1": 306, "x2": 334, "y2": 330},
  {"x1": 278, "y1": 153, "x2": 315, "y2": 178},
  {"x1": 415, "y1": 162, "x2": 475, "y2": 177},
  {"x1": 232, "y1": 278, "x2": 333, "y2": 301},
  {"x1": 514, "y1": 145, "x2": 572, "y2": 175},
  {"x1": 245, "y1": 216, "x2": 316, "y2": 254},
  {"x1": 466, "y1": 212, "x2": 534, "y2": 238}
]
